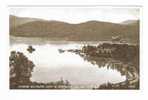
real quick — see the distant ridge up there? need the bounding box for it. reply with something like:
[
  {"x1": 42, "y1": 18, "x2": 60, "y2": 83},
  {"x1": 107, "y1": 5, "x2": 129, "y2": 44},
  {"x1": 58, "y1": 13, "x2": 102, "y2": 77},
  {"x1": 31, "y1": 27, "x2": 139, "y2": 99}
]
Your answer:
[
  {"x1": 121, "y1": 20, "x2": 139, "y2": 25},
  {"x1": 10, "y1": 15, "x2": 139, "y2": 43}
]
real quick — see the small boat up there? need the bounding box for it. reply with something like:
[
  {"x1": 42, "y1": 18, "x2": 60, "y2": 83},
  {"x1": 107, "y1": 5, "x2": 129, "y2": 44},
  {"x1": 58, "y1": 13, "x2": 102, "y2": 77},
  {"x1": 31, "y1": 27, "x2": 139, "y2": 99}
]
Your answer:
[{"x1": 27, "y1": 45, "x2": 35, "y2": 53}]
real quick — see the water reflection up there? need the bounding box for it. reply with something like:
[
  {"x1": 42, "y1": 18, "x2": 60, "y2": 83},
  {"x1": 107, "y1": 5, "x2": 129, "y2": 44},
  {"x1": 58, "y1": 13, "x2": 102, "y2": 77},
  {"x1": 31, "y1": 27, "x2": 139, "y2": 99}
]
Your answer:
[
  {"x1": 80, "y1": 53, "x2": 136, "y2": 79},
  {"x1": 10, "y1": 43, "x2": 126, "y2": 88}
]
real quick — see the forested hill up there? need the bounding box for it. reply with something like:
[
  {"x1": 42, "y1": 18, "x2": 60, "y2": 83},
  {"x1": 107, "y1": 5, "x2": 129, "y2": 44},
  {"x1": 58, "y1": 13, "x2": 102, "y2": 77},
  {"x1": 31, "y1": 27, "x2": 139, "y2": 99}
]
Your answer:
[{"x1": 10, "y1": 15, "x2": 139, "y2": 43}]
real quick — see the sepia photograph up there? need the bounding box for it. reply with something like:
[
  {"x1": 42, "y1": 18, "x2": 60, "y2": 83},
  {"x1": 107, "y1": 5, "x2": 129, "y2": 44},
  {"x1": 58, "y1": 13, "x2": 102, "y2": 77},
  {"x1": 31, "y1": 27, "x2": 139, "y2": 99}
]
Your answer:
[{"x1": 9, "y1": 6, "x2": 140, "y2": 89}]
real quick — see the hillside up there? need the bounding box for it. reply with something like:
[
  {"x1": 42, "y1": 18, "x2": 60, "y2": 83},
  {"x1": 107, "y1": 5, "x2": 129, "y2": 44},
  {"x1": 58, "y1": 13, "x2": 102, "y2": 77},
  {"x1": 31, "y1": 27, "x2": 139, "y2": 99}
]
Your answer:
[
  {"x1": 10, "y1": 15, "x2": 139, "y2": 43},
  {"x1": 10, "y1": 15, "x2": 44, "y2": 28}
]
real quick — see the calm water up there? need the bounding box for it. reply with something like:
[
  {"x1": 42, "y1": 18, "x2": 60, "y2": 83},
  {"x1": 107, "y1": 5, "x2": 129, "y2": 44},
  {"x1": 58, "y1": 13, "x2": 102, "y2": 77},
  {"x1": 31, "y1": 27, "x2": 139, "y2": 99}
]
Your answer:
[{"x1": 10, "y1": 37, "x2": 126, "y2": 89}]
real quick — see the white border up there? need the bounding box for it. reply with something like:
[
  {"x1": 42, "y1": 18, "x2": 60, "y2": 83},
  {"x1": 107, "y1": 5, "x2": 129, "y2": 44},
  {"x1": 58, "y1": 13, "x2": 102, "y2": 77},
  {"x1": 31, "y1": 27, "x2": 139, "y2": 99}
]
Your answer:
[{"x1": 0, "y1": 0, "x2": 147, "y2": 100}]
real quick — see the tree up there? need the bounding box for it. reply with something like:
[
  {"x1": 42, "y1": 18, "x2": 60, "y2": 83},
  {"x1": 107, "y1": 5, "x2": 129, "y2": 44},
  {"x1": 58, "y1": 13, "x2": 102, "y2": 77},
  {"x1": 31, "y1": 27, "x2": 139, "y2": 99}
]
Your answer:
[{"x1": 10, "y1": 51, "x2": 35, "y2": 88}]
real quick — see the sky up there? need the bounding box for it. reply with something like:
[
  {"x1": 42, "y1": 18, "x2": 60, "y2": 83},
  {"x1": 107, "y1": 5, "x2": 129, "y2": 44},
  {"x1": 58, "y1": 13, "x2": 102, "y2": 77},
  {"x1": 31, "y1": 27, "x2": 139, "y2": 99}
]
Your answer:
[{"x1": 9, "y1": 6, "x2": 140, "y2": 24}]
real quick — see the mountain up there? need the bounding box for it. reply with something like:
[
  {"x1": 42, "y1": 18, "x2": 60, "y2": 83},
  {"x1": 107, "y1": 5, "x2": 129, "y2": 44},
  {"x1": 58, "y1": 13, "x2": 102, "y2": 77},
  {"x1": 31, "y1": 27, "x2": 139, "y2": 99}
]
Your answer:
[
  {"x1": 10, "y1": 15, "x2": 139, "y2": 43},
  {"x1": 9, "y1": 15, "x2": 44, "y2": 28},
  {"x1": 121, "y1": 20, "x2": 139, "y2": 25}
]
